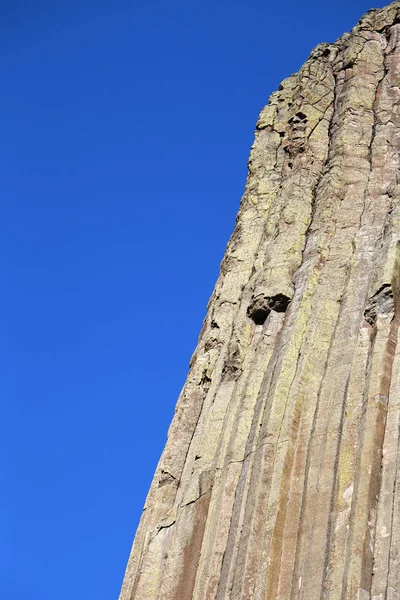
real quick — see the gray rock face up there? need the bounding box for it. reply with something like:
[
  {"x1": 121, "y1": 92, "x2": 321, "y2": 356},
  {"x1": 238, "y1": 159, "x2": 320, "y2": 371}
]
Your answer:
[{"x1": 120, "y1": 3, "x2": 400, "y2": 598}]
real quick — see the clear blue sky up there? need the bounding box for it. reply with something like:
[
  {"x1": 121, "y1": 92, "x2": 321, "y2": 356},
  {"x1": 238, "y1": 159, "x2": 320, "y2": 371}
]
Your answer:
[{"x1": 2, "y1": 0, "x2": 388, "y2": 598}]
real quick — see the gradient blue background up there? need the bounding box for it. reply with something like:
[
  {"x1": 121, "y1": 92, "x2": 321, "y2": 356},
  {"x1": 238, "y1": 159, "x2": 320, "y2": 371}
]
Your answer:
[{"x1": 2, "y1": 0, "x2": 389, "y2": 597}]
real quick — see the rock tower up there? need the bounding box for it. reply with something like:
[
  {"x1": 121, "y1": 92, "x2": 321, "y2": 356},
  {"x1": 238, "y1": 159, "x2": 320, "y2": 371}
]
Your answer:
[{"x1": 120, "y1": 3, "x2": 400, "y2": 598}]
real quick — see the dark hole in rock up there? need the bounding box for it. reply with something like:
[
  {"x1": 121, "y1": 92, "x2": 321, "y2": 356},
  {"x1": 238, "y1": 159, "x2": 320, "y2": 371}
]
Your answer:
[
  {"x1": 294, "y1": 111, "x2": 307, "y2": 122},
  {"x1": 279, "y1": 131, "x2": 285, "y2": 137},
  {"x1": 252, "y1": 307, "x2": 270, "y2": 325},
  {"x1": 269, "y1": 293, "x2": 291, "y2": 313},
  {"x1": 288, "y1": 162, "x2": 293, "y2": 169},
  {"x1": 322, "y1": 48, "x2": 331, "y2": 57},
  {"x1": 248, "y1": 293, "x2": 291, "y2": 325},
  {"x1": 247, "y1": 295, "x2": 271, "y2": 325}
]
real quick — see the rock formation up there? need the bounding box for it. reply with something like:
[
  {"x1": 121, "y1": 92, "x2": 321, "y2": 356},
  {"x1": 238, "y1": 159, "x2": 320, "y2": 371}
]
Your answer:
[{"x1": 120, "y1": 3, "x2": 400, "y2": 598}]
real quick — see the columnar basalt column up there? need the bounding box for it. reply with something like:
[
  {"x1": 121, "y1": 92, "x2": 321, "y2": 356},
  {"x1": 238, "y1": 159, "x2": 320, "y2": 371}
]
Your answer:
[{"x1": 120, "y1": 3, "x2": 400, "y2": 599}]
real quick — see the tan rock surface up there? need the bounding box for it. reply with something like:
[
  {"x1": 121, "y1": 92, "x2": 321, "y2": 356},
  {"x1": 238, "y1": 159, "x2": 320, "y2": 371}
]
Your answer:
[{"x1": 120, "y1": 3, "x2": 400, "y2": 598}]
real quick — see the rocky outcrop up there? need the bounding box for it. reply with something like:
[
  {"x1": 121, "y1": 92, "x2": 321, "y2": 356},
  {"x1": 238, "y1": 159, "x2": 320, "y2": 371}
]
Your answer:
[{"x1": 120, "y1": 3, "x2": 400, "y2": 599}]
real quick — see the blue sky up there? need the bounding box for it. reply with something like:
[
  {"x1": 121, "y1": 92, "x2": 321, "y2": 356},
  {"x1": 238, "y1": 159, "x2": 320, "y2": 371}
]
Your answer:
[{"x1": 2, "y1": 0, "x2": 389, "y2": 598}]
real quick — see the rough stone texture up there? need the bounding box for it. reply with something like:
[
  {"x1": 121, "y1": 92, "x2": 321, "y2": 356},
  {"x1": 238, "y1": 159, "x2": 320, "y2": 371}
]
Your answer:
[{"x1": 120, "y1": 3, "x2": 400, "y2": 598}]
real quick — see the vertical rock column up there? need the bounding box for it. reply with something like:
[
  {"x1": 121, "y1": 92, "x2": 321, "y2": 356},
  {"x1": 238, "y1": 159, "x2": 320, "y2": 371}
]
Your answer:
[{"x1": 120, "y1": 3, "x2": 400, "y2": 599}]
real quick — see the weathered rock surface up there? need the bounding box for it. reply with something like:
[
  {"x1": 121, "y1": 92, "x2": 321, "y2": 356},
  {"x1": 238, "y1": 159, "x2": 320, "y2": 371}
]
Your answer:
[{"x1": 120, "y1": 3, "x2": 400, "y2": 598}]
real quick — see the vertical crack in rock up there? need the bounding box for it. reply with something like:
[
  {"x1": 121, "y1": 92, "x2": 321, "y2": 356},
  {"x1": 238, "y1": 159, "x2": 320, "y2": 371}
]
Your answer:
[{"x1": 119, "y1": 4, "x2": 400, "y2": 600}]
